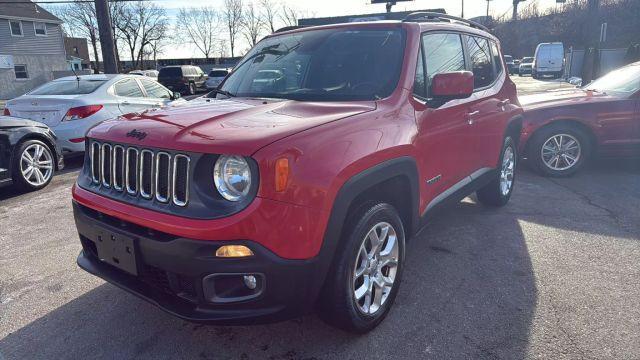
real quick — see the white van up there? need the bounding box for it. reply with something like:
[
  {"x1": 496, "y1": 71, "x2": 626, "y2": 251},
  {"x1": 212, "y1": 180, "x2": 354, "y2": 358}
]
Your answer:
[{"x1": 533, "y1": 42, "x2": 564, "y2": 79}]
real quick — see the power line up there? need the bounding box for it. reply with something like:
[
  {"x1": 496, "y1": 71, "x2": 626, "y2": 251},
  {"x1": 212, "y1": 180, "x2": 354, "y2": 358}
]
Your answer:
[{"x1": 0, "y1": 0, "x2": 155, "y2": 3}]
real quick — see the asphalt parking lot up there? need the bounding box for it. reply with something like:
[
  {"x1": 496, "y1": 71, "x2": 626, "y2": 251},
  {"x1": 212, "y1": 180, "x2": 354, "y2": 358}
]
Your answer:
[{"x1": 1, "y1": 77, "x2": 639, "y2": 360}]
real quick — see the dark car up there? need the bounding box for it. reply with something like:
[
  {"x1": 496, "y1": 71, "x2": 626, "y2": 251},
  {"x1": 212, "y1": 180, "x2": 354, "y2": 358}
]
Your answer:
[
  {"x1": 158, "y1": 65, "x2": 208, "y2": 95},
  {"x1": 0, "y1": 115, "x2": 64, "y2": 191},
  {"x1": 504, "y1": 55, "x2": 518, "y2": 74},
  {"x1": 520, "y1": 61, "x2": 640, "y2": 176}
]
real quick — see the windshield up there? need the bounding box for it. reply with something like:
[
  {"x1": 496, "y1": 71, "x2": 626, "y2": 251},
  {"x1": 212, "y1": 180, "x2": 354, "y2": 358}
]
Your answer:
[
  {"x1": 29, "y1": 80, "x2": 107, "y2": 95},
  {"x1": 218, "y1": 27, "x2": 405, "y2": 101},
  {"x1": 522, "y1": 57, "x2": 534, "y2": 64},
  {"x1": 584, "y1": 64, "x2": 640, "y2": 96},
  {"x1": 504, "y1": 55, "x2": 513, "y2": 62},
  {"x1": 210, "y1": 70, "x2": 229, "y2": 77}
]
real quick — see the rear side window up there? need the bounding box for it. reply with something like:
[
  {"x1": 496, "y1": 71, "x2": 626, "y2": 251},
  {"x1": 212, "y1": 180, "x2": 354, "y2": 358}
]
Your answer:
[
  {"x1": 141, "y1": 79, "x2": 171, "y2": 99},
  {"x1": 159, "y1": 67, "x2": 182, "y2": 77},
  {"x1": 30, "y1": 80, "x2": 106, "y2": 95},
  {"x1": 421, "y1": 33, "x2": 465, "y2": 97},
  {"x1": 114, "y1": 79, "x2": 145, "y2": 97},
  {"x1": 490, "y1": 41, "x2": 503, "y2": 76},
  {"x1": 465, "y1": 35, "x2": 495, "y2": 89}
]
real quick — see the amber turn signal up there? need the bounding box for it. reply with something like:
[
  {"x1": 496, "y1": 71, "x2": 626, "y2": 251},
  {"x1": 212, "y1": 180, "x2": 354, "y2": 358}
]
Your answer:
[
  {"x1": 275, "y1": 158, "x2": 290, "y2": 192},
  {"x1": 215, "y1": 245, "x2": 254, "y2": 258}
]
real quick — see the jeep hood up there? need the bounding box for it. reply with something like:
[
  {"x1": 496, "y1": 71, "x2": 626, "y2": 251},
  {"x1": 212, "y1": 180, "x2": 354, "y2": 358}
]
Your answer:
[{"x1": 87, "y1": 98, "x2": 376, "y2": 155}]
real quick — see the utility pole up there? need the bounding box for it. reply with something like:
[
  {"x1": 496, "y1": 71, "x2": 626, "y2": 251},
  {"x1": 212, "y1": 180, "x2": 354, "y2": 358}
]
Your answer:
[
  {"x1": 486, "y1": 0, "x2": 491, "y2": 19},
  {"x1": 95, "y1": 0, "x2": 118, "y2": 74},
  {"x1": 461, "y1": 0, "x2": 464, "y2": 18},
  {"x1": 512, "y1": 0, "x2": 527, "y2": 21}
]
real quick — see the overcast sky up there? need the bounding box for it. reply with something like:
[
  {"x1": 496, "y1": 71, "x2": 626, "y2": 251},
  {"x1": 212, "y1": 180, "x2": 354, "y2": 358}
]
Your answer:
[{"x1": 150, "y1": 0, "x2": 560, "y2": 59}]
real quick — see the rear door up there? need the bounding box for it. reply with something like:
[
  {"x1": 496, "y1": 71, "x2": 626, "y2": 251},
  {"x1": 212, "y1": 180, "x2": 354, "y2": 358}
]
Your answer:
[
  {"x1": 413, "y1": 32, "x2": 473, "y2": 201},
  {"x1": 113, "y1": 78, "x2": 150, "y2": 114}
]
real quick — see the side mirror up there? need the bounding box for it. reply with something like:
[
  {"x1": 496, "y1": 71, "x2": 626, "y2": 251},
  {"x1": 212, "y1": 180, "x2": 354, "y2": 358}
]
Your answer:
[
  {"x1": 431, "y1": 71, "x2": 474, "y2": 101},
  {"x1": 171, "y1": 91, "x2": 181, "y2": 100}
]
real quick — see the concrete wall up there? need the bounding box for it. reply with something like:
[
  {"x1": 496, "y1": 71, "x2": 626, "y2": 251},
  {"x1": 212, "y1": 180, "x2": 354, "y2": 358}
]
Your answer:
[{"x1": 0, "y1": 54, "x2": 67, "y2": 99}]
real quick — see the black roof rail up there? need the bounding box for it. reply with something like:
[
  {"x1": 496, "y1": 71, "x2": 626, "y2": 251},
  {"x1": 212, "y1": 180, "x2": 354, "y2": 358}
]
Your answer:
[
  {"x1": 402, "y1": 12, "x2": 490, "y2": 32},
  {"x1": 274, "y1": 25, "x2": 307, "y2": 33}
]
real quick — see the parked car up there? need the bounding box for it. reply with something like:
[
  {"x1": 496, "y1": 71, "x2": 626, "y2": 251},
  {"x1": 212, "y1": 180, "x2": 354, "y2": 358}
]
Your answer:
[
  {"x1": 158, "y1": 65, "x2": 208, "y2": 95},
  {"x1": 520, "y1": 61, "x2": 640, "y2": 176},
  {"x1": 0, "y1": 116, "x2": 64, "y2": 191},
  {"x1": 519, "y1": 57, "x2": 534, "y2": 76},
  {"x1": 4, "y1": 74, "x2": 183, "y2": 154},
  {"x1": 205, "y1": 68, "x2": 231, "y2": 89},
  {"x1": 504, "y1": 55, "x2": 518, "y2": 74},
  {"x1": 532, "y1": 42, "x2": 564, "y2": 79},
  {"x1": 72, "y1": 14, "x2": 522, "y2": 333},
  {"x1": 129, "y1": 70, "x2": 159, "y2": 80}
]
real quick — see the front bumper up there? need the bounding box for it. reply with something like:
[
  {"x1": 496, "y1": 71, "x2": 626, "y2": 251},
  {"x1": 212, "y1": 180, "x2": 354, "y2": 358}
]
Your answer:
[{"x1": 74, "y1": 201, "x2": 323, "y2": 324}]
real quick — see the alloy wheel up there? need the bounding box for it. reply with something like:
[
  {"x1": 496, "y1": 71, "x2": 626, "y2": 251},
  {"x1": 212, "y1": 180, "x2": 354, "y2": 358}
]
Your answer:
[
  {"x1": 20, "y1": 143, "x2": 53, "y2": 187},
  {"x1": 541, "y1": 134, "x2": 581, "y2": 171},
  {"x1": 352, "y1": 222, "x2": 399, "y2": 315},
  {"x1": 500, "y1": 145, "x2": 515, "y2": 196}
]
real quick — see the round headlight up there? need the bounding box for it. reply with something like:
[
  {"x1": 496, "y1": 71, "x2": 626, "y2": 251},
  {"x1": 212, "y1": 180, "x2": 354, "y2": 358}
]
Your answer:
[{"x1": 214, "y1": 155, "x2": 252, "y2": 201}]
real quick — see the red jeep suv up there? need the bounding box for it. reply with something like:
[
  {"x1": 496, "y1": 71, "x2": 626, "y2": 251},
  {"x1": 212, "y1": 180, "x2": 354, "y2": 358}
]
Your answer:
[{"x1": 73, "y1": 13, "x2": 522, "y2": 332}]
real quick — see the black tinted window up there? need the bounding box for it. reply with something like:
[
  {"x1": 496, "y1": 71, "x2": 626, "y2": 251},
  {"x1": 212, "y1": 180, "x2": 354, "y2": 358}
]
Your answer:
[
  {"x1": 422, "y1": 33, "x2": 465, "y2": 94},
  {"x1": 159, "y1": 67, "x2": 182, "y2": 77},
  {"x1": 114, "y1": 79, "x2": 144, "y2": 97},
  {"x1": 465, "y1": 36, "x2": 494, "y2": 89},
  {"x1": 210, "y1": 70, "x2": 229, "y2": 77},
  {"x1": 491, "y1": 41, "x2": 503, "y2": 76},
  {"x1": 413, "y1": 47, "x2": 427, "y2": 99},
  {"x1": 30, "y1": 80, "x2": 106, "y2": 95}
]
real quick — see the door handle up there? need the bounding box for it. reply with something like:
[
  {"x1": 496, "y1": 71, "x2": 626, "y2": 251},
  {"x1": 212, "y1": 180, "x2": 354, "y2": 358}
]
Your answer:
[
  {"x1": 466, "y1": 110, "x2": 479, "y2": 125},
  {"x1": 122, "y1": 101, "x2": 130, "y2": 105}
]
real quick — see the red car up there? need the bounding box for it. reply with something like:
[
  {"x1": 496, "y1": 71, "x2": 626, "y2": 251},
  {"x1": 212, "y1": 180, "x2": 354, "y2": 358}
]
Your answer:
[
  {"x1": 72, "y1": 13, "x2": 523, "y2": 332},
  {"x1": 520, "y1": 62, "x2": 640, "y2": 176}
]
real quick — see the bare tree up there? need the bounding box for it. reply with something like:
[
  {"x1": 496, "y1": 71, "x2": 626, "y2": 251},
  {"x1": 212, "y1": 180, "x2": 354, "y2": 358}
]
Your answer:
[
  {"x1": 116, "y1": 1, "x2": 168, "y2": 70},
  {"x1": 280, "y1": 4, "x2": 304, "y2": 27},
  {"x1": 175, "y1": 7, "x2": 221, "y2": 59},
  {"x1": 260, "y1": 0, "x2": 279, "y2": 33},
  {"x1": 223, "y1": 0, "x2": 243, "y2": 57},
  {"x1": 51, "y1": 2, "x2": 101, "y2": 72},
  {"x1": 241, "y1": 2, "x2": 264, "y2": 46}
]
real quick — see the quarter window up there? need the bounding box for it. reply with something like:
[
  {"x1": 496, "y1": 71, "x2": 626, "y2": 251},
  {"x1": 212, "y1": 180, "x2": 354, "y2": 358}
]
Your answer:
[
  {"x1": 465, "y1": 36, "x2": 495, "y2": 89},
  {"x1": 114, "y1": 79, "x2": 145, "y2": 97},
  {"x1": 9, "y1": 21, "x2": 22, "y2": 36},
  {"x1": 34, "y1": 22, "x2": 47, "y2": 36},
  {"x1": 14, "y1": 65, "x2": 28, "y2": 79},
  {"x1": 421, "y1": 33, "x2": 465, "y2": 97}
]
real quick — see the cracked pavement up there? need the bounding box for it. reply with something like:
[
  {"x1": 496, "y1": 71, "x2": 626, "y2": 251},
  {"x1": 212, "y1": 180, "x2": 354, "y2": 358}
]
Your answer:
[{"x1": 1, "y1": 77, "x2": 639, "y2": 359}]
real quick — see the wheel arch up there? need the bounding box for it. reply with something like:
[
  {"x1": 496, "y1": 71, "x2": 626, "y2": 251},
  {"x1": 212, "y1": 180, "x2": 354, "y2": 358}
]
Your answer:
[
  {"x1": 524, "y1": 118, "x2": 597, "y2": 158},
  {"x1": 12, "y1": 132, "x2": 60, "y2": 171}
]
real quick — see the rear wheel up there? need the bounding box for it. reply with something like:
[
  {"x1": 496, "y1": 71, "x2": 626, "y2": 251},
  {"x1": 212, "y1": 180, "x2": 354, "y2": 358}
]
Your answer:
[
  {"x1": 12, "y1": 140, "x2": 55, "y2": 191},
  {"x1": 476, "y1": 136, "x2": 517, "y2": 207},
  {"x1": 318, "y1": 203, "x2": 405, "y2": 333},
  {"x1": 528, "y1": 124, "x2": 590, "y2": 177}
]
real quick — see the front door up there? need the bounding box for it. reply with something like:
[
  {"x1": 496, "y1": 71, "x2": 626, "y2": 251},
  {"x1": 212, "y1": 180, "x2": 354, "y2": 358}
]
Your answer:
[{"x1": 113, "y1": 78, "x2": 152, "y2": 115}]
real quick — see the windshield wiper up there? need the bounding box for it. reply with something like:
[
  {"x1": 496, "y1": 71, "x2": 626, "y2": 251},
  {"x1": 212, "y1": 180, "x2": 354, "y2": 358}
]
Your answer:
[{"x1": 206, "y1": 88, "x2": 235, "y2": 98}]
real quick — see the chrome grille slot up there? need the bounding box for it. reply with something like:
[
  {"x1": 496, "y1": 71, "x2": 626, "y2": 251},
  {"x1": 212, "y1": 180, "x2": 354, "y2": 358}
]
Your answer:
[
  {"x1": 113, "y1": 145, "x2": 125, "y2": 191},
  {"x1": 155, "y1": 152, "x2": 171, "y2": 203},
  {"x1": 139, "y1": 150, "x2": 154, "y2": 199},
  {"x1": 90, "y1": 142, "x2": 100, "y2": 183},
  {"x1": 87, "y1": 140, "x2": 192, "y2": 208},
  {"x1": 126, "y1": 148, "x2": 139, "y2": 195},
  {"x1": 100, "y1": 143, "x2": 112, "y2": 188},
  {"x1": 172, "y1": 155, "x2": 190, "y2": 206}
]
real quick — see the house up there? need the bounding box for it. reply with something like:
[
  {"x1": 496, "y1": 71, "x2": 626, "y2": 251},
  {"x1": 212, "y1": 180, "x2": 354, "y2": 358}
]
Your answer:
[
  {"x1": 64, "y1": 36, "x2": 91, "y2": 71},
  {"x1": 0, "y1": 0, "x2": 67, "y2": 100}
]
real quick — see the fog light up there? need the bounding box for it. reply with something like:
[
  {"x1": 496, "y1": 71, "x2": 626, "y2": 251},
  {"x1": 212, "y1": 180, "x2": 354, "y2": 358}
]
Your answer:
[
  {"x1": 215, "y1": 245, "x2": 254, "y2": 258},
  {"x1": 243, "y1": 275, "x2": 257, "y2": 289}
]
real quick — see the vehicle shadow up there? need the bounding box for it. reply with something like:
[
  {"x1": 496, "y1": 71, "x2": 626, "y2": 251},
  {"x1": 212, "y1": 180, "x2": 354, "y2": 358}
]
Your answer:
[{"x1": 0, "y1": 199, "x2": 538, "y2": 359}]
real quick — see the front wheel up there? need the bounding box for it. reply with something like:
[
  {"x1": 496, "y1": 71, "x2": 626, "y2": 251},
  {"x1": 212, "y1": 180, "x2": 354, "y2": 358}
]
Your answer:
[
  {"x1": 318, "y1": 203, "x2": 405, "y2": 333},
  {"x1": 12, "y1": 140, "x2": 55, "y2": 191},
  {"x1": 528, "y1": 124, "x2": 589, "y2": 177},
  {"x1": 476, "y1": 136, "x2": 517, "y2": 207}
]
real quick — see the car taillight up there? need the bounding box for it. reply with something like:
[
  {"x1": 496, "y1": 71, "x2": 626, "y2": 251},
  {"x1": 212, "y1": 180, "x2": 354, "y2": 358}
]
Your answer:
[
  {"x1": 63, "y1": 105, "x2": 103, "y2": 121},
  {"x1": 2, "y1": 108, "x2": 9, "y2": 116}
]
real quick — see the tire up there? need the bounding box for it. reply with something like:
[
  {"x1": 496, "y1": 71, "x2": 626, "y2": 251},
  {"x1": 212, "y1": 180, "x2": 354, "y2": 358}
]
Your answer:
[
  {"x1": 476, "y1": 136, "x2": 517, "y2": 207},
  {"x1": 12, "y1": 139, "x2": 55, "y2": 192},
  {"x1": 528, "y1": 123, "x2": 590, "y2": 177},
  {"x1": 318, "y1": 202, "x2": 405, "y2": 333},
  {"x1": 188, "y1": 82, "x2": 196, "y2": 95},
  {"x1": 518, "y1": 73, "x2": 523, "y2": 77}
]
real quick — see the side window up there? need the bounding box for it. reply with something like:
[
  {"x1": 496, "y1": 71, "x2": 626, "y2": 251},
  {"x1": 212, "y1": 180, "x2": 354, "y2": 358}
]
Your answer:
[
  {"x1": 114, "y1": 79, "x2": 145, "y2": 97},
  {"x1": 422, "y1": 33, "x2": 466, "y2": 95},
  {"x1": 141, "y1": 79, "x2": 172, "y2": 99},
  {"x1": 464, "y1": 35, "x2": 495, "y2": 89},
  {"x1": 490, "y1": 41, "x2": 503, "y2": 76},
  {"x1": 413, "y1": 47, "x2": 427, "y2": 99}
]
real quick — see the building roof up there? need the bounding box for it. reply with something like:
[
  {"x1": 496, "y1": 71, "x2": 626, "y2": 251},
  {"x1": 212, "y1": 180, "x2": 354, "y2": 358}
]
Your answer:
[{"x1": 0, "y1": 0, "x2": 62, "y2": 24}]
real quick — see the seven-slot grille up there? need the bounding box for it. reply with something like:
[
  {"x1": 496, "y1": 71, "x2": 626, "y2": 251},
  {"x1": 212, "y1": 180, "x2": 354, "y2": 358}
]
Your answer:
[{"x1": 90, "y1": 141, "x2": 190, "y2": 206}]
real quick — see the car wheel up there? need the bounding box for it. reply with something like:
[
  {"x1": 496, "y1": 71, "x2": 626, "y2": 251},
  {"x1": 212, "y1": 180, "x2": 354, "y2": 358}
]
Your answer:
[
  {"x1": 318, "y1": 202, "x2": 405, "y2": 333},
  {"x1": 476, "y1": 136, "x2": 517, "y2": 207},
  {"x1": 518, "y1": 73, "x2": 523, "y2": 77},
  {"x1": 188, "y1": 82, "x2": 196, "y2": 95},
  {"x1": 528, "y1": 124, "x2": 590, "y2": 177},
  {"x1": 12, "y1": 139, "x2": 55, "y2": 191}
]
